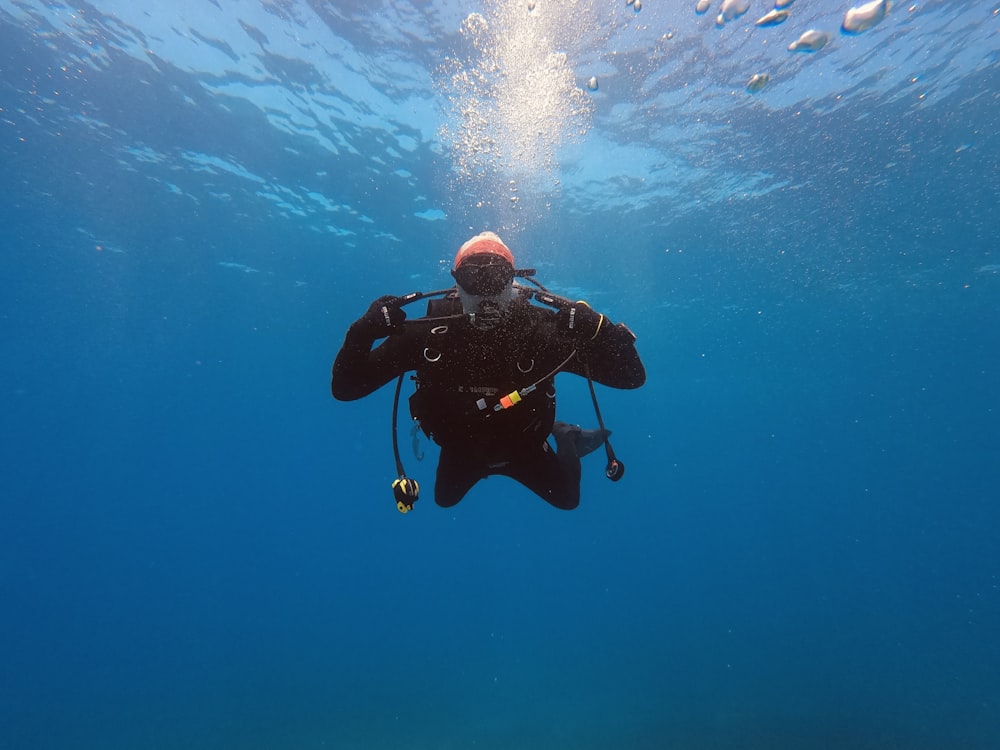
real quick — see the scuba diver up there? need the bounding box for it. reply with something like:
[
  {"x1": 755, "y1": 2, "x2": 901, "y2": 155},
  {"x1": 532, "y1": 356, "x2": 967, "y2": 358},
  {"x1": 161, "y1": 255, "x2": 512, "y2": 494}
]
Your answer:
[{"x1": 331, "y1": 231, "x2": 645, "y2": 512}]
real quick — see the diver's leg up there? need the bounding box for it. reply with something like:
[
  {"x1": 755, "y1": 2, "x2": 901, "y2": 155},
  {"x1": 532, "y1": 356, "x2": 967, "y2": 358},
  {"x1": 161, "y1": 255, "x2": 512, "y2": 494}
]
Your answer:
[
  {"x1": 435, "y1": 447, "x2": 485, "y2": 507},
  {"x1": 503, "y1": 441, "x2": 580, "y2": 510}
]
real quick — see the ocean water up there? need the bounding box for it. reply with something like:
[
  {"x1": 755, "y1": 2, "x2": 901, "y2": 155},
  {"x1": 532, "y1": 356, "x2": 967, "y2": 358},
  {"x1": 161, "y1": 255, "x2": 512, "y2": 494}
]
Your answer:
[{"x1": 1, "y1": 1, "x2": 998, "y2": 748}]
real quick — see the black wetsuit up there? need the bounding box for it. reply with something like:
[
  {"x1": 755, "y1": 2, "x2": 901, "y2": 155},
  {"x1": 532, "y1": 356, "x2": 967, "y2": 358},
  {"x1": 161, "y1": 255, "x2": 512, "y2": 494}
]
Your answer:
[{"x1": 331, "y1": 290, "x2": 645, "y2": 509}]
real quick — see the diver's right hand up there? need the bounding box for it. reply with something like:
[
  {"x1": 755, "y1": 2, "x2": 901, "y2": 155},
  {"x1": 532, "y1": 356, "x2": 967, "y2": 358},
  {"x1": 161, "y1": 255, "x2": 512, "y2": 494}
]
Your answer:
[{"x1": 357, "y1": 294, "x2": 407, "y2": 336}]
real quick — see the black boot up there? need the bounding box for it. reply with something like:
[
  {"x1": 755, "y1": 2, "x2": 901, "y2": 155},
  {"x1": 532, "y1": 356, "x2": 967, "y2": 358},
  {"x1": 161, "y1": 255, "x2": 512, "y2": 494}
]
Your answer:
[{"x1": 552, "y1": 421, "x2": 611, "y2": 458}]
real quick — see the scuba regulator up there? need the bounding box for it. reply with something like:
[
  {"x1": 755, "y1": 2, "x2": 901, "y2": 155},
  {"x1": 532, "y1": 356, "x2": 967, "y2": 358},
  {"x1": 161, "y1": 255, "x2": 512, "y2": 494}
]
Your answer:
[{"x1": 390, "y1": 372, "x2": 419, "y2": 513}]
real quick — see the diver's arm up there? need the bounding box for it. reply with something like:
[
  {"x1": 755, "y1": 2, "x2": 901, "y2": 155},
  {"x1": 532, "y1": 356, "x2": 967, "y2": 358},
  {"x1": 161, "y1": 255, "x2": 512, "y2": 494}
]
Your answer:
[
  {"x1": 549, "y1": 303, "x2": 644, "y2": 389},
  {"x1": 575, "y1": 315, "x2": 645, "y2": 389},
  {"x1": 533, "y1": 294, "x2": 644, "y2": 389},
  {"x1": 331, "y1": 321, "x2": 410, "y2": 401}
]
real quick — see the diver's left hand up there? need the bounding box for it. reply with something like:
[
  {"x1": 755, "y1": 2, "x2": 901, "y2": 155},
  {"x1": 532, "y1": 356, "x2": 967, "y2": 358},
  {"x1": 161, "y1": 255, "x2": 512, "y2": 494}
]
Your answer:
[{"x1": 556, "y1": 301, "x2": 604, "y2": 340}]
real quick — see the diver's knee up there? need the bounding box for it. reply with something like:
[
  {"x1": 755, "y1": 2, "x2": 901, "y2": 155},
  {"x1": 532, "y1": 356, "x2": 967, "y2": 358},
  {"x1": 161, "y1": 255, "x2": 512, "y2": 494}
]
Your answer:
[
  {"x1": 435, "y1": 491, "x2": 463, "y2": 508},
  {"x1": 545, "y1": 490, "x2": 579, "y2": 511}
]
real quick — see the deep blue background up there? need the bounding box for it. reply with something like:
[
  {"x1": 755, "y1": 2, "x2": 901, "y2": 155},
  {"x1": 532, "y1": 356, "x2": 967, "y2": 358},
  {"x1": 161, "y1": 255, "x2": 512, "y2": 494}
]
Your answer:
[{"x1": 2, "y1": 2, "x2": 999, "y2": 749}]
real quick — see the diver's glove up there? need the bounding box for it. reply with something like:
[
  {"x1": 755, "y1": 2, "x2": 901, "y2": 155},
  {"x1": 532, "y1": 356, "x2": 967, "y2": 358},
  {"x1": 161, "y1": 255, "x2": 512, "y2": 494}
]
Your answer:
[
  {"x1": 357, "y1": 294, "x2": 407, "y2": 336},
  {"x1": 556, "y1": 300, "x2": 605, "y2": 341}
]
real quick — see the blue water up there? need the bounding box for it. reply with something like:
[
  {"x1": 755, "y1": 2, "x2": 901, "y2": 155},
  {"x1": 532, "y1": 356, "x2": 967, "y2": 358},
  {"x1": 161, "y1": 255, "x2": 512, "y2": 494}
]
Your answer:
[{"x1": 2, "y1": 1, "x2": 998, "y2": 748}]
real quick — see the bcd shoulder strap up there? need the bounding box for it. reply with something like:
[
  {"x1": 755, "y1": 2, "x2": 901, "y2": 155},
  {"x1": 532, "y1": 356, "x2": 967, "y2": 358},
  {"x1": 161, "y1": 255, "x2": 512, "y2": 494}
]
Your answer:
[{"x1": 425, "y1": 294, "x2": 463, "y2": 318}]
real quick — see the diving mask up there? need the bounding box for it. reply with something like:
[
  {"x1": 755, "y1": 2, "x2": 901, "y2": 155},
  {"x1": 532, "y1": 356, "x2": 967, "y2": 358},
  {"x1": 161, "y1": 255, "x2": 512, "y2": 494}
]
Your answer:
[{"x1": 451, "y1": 256, "x2": 514, "y2": 296}]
